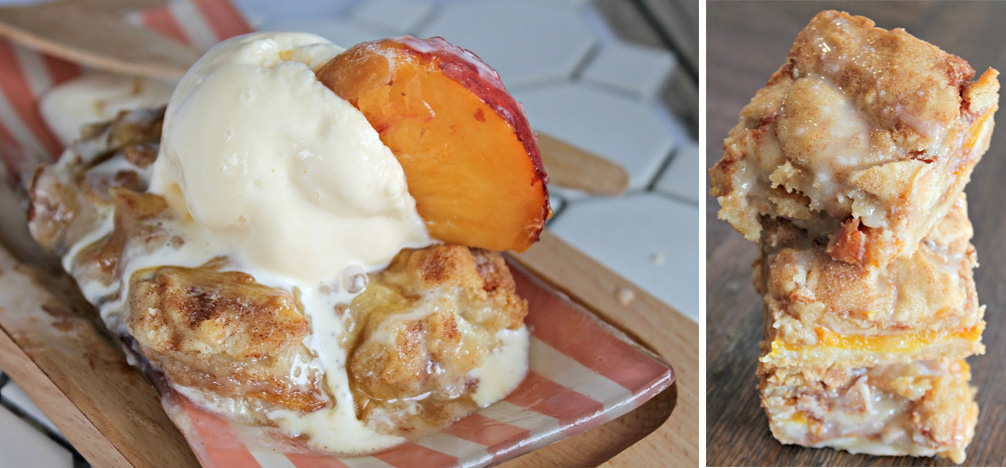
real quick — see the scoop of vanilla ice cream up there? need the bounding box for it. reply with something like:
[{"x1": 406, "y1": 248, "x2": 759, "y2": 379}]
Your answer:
[{"x1": 149, "y1": 32, "x2": 431, "y2": 284}]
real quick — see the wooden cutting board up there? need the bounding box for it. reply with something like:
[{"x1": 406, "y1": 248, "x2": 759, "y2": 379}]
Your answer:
[
  {"x1": 706, "y1": 2, "x2": 1006, "y2": 466},
  {"x1": 0, "y1": 176, "x2": 697, "y2": 467}
]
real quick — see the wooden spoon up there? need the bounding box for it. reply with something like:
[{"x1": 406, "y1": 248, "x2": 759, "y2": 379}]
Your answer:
[
  {"x1": 0, "y1": 0, "x2": 197, "y2": 78},
  {"x1": 537, "y1": 132, "x2": 629, "y2": 196},
  {"x1": 0, "y1": 0, "x2": 629, "y2": 195}
]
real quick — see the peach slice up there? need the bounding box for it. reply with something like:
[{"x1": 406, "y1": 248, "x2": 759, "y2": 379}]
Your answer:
[{"x1": 316, "y1": 36, "x2": 549, "y2": 252}]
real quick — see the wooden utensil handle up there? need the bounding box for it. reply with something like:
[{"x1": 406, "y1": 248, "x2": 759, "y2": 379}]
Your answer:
[
  {"x1": 536, "y1": 132, "x2": 630, "y2": 196},
  {"x1": 0, "y1": 1, "x2": 198, "y2": 78}
]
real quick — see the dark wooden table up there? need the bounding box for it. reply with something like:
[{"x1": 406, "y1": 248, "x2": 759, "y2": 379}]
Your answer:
[{"x1": 706, "y1": 2, "x2": 1006, "y2": 466}]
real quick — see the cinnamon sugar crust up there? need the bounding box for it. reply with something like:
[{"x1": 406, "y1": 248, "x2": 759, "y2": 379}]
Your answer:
[{"x1": 710, "y1": 10, "x2": 999, "y2": 268}]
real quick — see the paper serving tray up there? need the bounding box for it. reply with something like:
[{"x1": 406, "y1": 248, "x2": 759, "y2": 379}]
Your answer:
[{"x1": 0, "y1": 1, "x2": 678, "y2": 466}]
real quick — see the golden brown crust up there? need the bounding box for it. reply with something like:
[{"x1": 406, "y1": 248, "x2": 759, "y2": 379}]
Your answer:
[
  {"x1": 709, "y1": 10, "x2": 999, "y2": 268},
  {"x1": 759, "y1": 359, "x2": 977, "y2": 463},
  {"x1": 347, "y1": 245, "x2": 528, "y2": 435},
  {"x1": 126, "y1": 244, "x2": 527, "y2": 425},
  {"x1": 373, "y1": 245, "x2": 527, "y2": 331},
  {"x1": 759, "y1": 195, "x2": 984, "y2": 368},
  {"x1": 129, "y1": 266, "x2": 328, "y2": 413}
]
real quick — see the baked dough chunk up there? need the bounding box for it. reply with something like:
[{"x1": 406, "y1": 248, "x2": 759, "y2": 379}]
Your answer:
[
  {"x1": 28, "y1": 107, "x2": 165, "y2": 255},
  {"x1": 129, "y1": 266, "x2": 329, "y2": 413},
  {"x1": 759, "y1": 359, "x2": 977, "y2": 463},
  {"x1": 757, "y1": 195, "x2": 984, "y2": 369},
  {"x1": 710, "y1": 10, "x2": 999, "y2": 268},
  {"x1": 347, "y1": 245, "x2": 527, "y2": 435}
]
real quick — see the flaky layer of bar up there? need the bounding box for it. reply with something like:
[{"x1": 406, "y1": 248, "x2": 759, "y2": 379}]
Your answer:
[
  {"x1": 759, "y1": 359, "x2": 977, "y2": 463},
  {"x1": 710, "y1": 10, "x2": 999, "y2": 268},
  {"x1": 757, "y1": 195, "x2": 984, "y2": 369}
]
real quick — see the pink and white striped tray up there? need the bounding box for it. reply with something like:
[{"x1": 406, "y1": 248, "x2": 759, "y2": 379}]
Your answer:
[
  {"x1": 0, "y1": 2, "x2": 675, "y2": 467},
  {"x1": 164, "y1": 262, "x2": 673, "y2": 468}
]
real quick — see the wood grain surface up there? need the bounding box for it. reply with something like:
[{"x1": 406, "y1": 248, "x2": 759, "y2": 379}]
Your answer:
[
  {"x1": 706, "y1": 2, "x2": 1006, "y2": 466},
  {"x1": 0, "y1": 250, "x2": 201, "y2": 468}
]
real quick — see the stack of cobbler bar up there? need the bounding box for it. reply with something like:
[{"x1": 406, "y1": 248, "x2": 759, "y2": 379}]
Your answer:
[{"x1": 710, "y1": 11, "x2": 999, "y2": 463}]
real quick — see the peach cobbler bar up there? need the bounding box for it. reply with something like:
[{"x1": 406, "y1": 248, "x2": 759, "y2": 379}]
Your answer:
[
  {"x1": 710, "y1": 10, "x2": 999, "y2": 268},
  {"x1": 756, "y1": 195, "x2": 984, "y2": 369},
  {"x1": 760, "y1": 359, "x2": 977, "y2": 463},
  {"x1": 711, "y1": 10, "x2": 996, "y2": 463}
]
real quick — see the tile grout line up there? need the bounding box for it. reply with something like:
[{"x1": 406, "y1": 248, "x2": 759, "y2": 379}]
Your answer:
[
  {"x1": 509, "y1": 38, "x2": 599, "y2": 92},
  {"x1": 577, "y1": 76, "x2": 651, "y2": 102},
  {"x1": 653, "y1": 189, "x2": 698, "y2": 207},
  {"x1": 568, "y1": 40, "x2": 600, "y2": 81},
  {"x1": 0, "y1": 398, "x2": 76, "y2": 452},
  {"x1": 645, "y1": 146, "x2": 678, "y2": 192}
]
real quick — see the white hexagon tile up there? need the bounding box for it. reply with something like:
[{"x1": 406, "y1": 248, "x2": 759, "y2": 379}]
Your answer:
[
  {"x1": 418, "y1": 0, "x2": 596, "y2": 87},
  {"x1": 657, "y1": 141, "x2": 699, "y2": 204},
  {"x1": 260, "y1": 17, "x2": 388, "y2": 47},
  {"x1": 349, "y1": 0, "x2": 437, "y2": 35},
  {"x1": 0, "y1": 405, "x2": 73, "y2": 468},
  {"x1": 550, "y1": 194, "x2": 699, "y2": 316},
  {"x1": 1, "y1": 382, "x2": 62, "y2": 436},
  {"x1": 582, "y1": 39, "x2": 678, "y2": 99},
  {"x1": 514, "y1": 83, "x2": 675, "y2": 193},
  {"x1": 230, "y1": 0, "x2": 357, "y2": 27}
]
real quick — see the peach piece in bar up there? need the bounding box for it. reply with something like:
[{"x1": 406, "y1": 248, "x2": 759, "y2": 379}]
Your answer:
[
  {"x1": 709, "y1": 10, "x2": 999, "y2": 268},
  {"x1": 316, "y1": 36, "x2": 549, "y2": 253},
  {"x1": 759, "y1": 359, "x2": 977, "y2": 463},
  {"x1": 756, "y1": 195, "x2": 984, "y2": 369}
]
